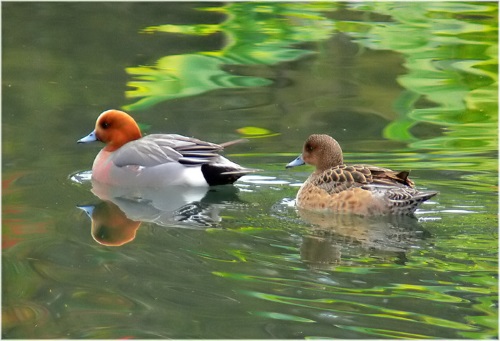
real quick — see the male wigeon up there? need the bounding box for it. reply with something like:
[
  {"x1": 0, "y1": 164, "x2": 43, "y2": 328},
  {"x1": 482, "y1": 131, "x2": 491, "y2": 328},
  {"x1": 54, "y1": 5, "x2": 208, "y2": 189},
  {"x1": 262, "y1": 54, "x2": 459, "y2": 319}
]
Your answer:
[
  {"x1": 286, "y1": 134, "x2": 438, "y2": 216},
  {"x1": 78, "y1": 109, "x2": 257, "y2": 187}
]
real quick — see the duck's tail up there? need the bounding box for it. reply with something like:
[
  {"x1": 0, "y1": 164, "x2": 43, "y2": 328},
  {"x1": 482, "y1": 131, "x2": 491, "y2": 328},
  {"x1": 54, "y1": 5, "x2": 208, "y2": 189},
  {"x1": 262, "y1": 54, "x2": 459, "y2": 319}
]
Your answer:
[
  {"x1": 199, "y1": 138, "x2": 260, "y2": 185},
  {"x1": 387, "y1": 188, "x2": 438, "y2": 215},
  {"x1": 220, "y1": 139, "x2": 249, "y2": 149},
  {"x1": 201, "y1": 163, "x2": 260, "y2": 186}
]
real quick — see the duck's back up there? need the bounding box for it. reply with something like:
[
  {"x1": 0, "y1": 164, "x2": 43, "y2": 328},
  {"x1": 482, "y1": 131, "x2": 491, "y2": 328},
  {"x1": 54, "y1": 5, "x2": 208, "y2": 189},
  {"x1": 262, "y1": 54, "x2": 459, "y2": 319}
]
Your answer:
[{"x1": 296, "y1": 164, "x2": 437, "y2": 216}]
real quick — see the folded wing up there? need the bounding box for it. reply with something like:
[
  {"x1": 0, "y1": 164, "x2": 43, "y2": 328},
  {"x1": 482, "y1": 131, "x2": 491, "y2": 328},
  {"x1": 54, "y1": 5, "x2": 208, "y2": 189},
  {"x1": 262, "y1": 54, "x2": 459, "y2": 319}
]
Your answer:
[{"x1": 111, "y1": 134, "x2": 242, "y2": 168}]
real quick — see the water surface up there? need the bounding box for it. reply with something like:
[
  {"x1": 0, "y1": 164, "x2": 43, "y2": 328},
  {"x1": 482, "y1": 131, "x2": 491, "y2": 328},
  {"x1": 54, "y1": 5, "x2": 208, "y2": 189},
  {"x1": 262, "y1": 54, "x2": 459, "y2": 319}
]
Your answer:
[{"x1": 2, "y1": 2, "x2": 498, "y2": 339}]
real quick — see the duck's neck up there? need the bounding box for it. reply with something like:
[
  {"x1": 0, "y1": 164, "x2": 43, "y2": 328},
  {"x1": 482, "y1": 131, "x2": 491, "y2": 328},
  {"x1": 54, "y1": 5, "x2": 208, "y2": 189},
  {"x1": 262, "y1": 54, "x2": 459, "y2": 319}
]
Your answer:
[{"x1": 104, "y1": 130, "x2": 142, "y2": 152}]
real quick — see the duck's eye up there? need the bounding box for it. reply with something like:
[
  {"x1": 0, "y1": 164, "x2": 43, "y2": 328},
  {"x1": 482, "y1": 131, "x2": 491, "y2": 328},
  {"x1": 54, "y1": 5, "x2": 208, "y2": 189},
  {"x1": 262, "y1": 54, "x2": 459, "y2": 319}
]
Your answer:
[
  {"x1": 306, "y1": 144, "x2": 314, "y2": 152},
  {"x1": 100, "y1": 121, "x2": 110, "y2": 129}
]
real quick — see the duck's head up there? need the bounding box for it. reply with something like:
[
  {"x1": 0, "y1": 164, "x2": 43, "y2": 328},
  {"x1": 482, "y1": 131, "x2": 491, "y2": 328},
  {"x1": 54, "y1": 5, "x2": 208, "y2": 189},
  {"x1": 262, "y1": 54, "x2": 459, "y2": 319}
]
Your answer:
[
  {"x1": 286, "y1": 134, "x2": 343, "y2": 172},
  {"x1": 77, "y1": 109, "x2": 142, "y2": 152},
  {"x1": 78, "y1": 201, "x2": 141, "y2": 247}
]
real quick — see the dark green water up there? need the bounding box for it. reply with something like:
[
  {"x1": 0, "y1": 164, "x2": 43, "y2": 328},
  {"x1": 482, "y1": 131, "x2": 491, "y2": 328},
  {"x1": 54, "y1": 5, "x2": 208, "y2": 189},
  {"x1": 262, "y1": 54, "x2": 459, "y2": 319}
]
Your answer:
[{"x1": 2, "y1": 2, "x2": 498, "y2": 339}]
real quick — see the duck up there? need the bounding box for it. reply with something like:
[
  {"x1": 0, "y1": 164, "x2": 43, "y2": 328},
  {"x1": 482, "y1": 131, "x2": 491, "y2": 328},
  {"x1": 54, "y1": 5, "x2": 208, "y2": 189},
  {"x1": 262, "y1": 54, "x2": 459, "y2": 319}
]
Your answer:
[
  {"x1": 77, "y1": 109, "x2": 257, "y2": 187},
  {"x1": 286, "y1": 134, "x2": 438, "y2": 216}
]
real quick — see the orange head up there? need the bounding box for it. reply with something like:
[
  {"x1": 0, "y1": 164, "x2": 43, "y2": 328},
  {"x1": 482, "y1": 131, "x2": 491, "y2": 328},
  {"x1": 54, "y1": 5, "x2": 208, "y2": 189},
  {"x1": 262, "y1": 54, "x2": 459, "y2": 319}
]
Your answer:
[{"x1": 78, "y1": 110, "x2": 142, "y2": 152}]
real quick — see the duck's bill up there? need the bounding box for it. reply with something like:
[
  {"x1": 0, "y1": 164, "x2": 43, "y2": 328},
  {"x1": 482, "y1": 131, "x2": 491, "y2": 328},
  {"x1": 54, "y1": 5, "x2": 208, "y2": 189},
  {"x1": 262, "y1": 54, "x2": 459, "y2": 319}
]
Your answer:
[
  {"x1": 77, "y1": 130, "x2": 98, "y2": 143},
  {"x1": 286, "y1": 155, "x2": 305, "y2": 168},
  {"x1": 76, "y1": 204, "x2": 95, "y2": 218}
]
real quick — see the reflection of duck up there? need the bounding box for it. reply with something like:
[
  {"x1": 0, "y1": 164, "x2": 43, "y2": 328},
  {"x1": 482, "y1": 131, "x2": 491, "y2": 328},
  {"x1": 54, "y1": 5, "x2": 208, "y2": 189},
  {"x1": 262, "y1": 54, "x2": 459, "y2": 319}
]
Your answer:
[
  {"x1": 287, "y1": 134, "x2": 438, "y2": 216},
  {"x1": 78, "y1": 180, "x2": 244, "y2": 246},
  {"x1": 298, "y1": 209, "x2": 430, "y2": 269},
  {"x1": 300, "y1": 234, "x2": 342, "y2": 271},
  {"x1": 77, "y1": 109, "x2": 258, "y2": 187},
  {"x1": 78, "y1": 202, "x2": 140, "y2": 247}
]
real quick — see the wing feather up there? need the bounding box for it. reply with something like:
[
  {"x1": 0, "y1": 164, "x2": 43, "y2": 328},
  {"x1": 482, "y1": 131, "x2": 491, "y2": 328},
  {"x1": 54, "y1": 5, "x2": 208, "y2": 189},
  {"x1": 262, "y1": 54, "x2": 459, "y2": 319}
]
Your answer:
[
  {"x1": 111, "y1": 134, "x2": 239, "y2": 168},
  {"x1": 313, "y1": 164, "x2": 413, "y2": 194}
]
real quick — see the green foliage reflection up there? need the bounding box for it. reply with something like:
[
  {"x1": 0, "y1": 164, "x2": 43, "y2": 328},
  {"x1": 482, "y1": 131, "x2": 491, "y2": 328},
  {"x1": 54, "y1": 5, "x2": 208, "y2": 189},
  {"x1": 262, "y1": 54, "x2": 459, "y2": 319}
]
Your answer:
[
  {"x1": 126, "y1": 54, "x2": 271, "y2": 110},
  {"x1": 124, "y1": 2, "x2": 497, "y2": 176},
  {"x1": 347, "y1": 2, "x2": 498, "y2": 155},
  {"x1": 124, "y1": 3, "x2": 336, "y2": 111}
]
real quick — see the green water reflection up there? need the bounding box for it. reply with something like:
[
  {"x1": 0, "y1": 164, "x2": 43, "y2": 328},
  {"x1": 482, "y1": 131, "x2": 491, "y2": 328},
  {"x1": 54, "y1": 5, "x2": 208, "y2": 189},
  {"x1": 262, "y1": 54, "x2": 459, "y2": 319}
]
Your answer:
[
  {"x1": 2, "y1": 1, "x2": 498, "y2": 339},
  {"x1": 124, "y1": 2, "x2": 497, "y2": 175},
  {"x1": 124, "y1": 3, "x2": 336, "y2": 111}
]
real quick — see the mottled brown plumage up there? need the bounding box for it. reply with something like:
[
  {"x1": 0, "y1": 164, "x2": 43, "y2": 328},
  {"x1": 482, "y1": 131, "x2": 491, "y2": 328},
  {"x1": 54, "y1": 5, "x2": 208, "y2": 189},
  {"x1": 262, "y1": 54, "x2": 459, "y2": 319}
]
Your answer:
[{"x1": 286, "y1": 134, "x2": 437, "y2": 216}]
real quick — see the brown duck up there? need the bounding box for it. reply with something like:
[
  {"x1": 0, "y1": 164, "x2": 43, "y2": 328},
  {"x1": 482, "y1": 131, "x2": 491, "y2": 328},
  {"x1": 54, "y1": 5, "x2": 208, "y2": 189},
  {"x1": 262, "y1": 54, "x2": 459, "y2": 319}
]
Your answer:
[{"x1": 286, "y1": 134, "x2": 438, "y2": 216}]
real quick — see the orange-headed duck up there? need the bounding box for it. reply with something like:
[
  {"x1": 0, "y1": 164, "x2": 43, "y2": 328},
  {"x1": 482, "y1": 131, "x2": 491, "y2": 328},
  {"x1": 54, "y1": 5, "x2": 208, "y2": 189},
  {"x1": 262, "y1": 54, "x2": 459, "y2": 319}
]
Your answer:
[
  {"x1": 78, "y1": 109, "x2": 257, "y2": 187},
  {"x1": 286, "y1": 134, "x2": 438, "y2": 216}
]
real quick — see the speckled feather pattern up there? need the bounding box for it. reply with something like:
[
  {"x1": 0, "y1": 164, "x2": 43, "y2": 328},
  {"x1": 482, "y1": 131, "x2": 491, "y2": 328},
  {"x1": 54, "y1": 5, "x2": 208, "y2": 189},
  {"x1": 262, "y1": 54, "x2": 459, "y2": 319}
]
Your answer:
[{"x1": 288, "y1": 134, "x2": 437, "y2": 216}]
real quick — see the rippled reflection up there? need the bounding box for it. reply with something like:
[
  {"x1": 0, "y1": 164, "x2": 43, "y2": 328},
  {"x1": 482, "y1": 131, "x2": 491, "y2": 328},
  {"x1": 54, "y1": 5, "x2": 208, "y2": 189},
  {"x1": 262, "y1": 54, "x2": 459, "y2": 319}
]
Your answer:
[
  {"x1": 298, "y1": 210, "x2": 431, "y2": 270},
  {"x1": 78, "y1": 179, "x2": 245, "y2": 246},
  {"x1": 3, "y1": 1, "x2": 497, "y2": 339}
]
